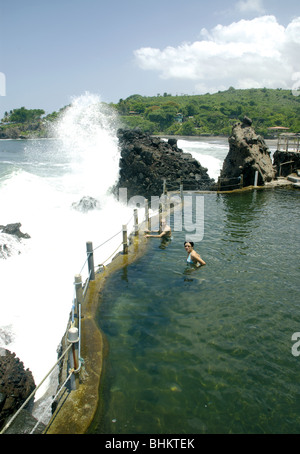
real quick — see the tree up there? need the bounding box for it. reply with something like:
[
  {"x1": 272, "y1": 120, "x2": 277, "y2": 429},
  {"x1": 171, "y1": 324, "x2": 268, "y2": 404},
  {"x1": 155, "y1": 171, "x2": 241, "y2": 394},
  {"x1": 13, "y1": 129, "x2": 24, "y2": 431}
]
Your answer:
[
  {"x1": 117, "y1": 99, "x2": 129, "y2": 115},
  {"x1": 184, "y1": 101, "x2": 199, "y2": 116},
  {"x1": 9, "y1": 107, "x2": 45, "y2": 123},
  {"x1": 181, "y1": 120, "x2": 196, "y2": 135},
  {"x1": 161, "y1": 104, "x2": 178, "y2": 127}
]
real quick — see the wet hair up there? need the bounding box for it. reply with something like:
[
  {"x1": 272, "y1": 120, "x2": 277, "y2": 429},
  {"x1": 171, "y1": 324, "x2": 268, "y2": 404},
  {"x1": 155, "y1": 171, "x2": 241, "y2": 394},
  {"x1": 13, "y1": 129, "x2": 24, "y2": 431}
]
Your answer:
[{"x1": 184, "y1": 241, "x2": 194, "y2": 247}]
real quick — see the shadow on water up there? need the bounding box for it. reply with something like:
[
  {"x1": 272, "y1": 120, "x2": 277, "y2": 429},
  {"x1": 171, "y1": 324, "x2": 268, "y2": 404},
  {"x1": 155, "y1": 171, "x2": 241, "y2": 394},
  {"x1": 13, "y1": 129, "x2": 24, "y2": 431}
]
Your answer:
[{"x1": 89, "y1": 189, "x2": 300, "y2": 434}]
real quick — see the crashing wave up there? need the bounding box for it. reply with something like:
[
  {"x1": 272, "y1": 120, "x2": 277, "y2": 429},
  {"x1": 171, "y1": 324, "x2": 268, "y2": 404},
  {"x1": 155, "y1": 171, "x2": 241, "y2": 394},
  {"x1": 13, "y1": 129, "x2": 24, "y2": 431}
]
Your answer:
[{"x1": 0, "y1": 325, "x2": 15, "y2": 346}]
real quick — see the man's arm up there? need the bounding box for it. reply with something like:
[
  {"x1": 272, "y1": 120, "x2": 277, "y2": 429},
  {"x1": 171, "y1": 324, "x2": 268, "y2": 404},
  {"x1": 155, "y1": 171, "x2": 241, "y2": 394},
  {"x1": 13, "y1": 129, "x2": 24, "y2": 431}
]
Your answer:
[{"x1": 145, "y1": 231, "x2": 167, "y2": 238}]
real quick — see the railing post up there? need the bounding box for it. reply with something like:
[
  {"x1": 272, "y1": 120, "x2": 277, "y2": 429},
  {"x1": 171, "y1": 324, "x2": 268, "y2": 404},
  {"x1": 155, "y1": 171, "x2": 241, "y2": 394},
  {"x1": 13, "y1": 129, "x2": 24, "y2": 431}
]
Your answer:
[
  {"x1": 160, "y1": 192, "x2": 167, "y2": 214},
  {"x1": 74, "y1": 274, "x2": 83, "y2": 323},
  {"x1": 159, "y1": 202, "x2": 163, "y2": 228},
  {"x1": 180, "y1": 177, "x2": 184, "y2": 204},
  {"x1": 144, "y1": 199, "x2": 149, "y2": 230},
  {"x1": 67, "y1": 327, "x2": 80, "y2": 390},
  {"x1": 163, "y1": 179, "x2": 167, "y2": 195},
  {"x1": 86, "y1": 241, "x2": 95, "y2": 281},
  {"x1": 240, "y1": 174, "x2": 244, "y2": 189},
  {"x1": 134, "y1": 209, "x2": 138, "y2": 236},
  {"x1": 122, "y1": 224, "x2": 128, "y2": 254}
]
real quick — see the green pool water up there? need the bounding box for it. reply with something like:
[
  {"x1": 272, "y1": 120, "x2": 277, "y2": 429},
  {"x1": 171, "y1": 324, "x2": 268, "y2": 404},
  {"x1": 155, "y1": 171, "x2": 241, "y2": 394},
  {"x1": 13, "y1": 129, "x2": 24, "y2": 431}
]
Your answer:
[{"x1": 89, "y1": 189, "x2": 300, "y2": 434}]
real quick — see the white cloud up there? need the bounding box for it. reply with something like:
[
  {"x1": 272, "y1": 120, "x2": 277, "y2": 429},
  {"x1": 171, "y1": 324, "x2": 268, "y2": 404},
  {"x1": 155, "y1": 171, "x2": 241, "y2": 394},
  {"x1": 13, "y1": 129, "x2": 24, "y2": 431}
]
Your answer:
[
  {"x1": 236, "y1": 0, "x2": 265, "y2": 14},
  {"x1": 134, "y1": 15, "x2": 300, "y2": 94}
]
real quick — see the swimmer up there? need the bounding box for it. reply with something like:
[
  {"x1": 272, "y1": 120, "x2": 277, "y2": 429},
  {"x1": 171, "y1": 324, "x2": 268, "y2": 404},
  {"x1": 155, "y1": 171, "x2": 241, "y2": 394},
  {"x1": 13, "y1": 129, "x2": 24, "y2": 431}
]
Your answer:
[
  {"x1": 184, "y1": 241, "x2": 206, "y2": 266},
  {"x1": 145, "y1": 219, "x2": 171, "y2": 239}
]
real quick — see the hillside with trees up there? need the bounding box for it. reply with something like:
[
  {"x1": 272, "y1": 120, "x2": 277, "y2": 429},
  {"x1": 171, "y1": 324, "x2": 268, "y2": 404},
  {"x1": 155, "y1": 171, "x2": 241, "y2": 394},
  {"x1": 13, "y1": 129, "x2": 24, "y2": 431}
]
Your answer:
[
  {"x1": 111, "y1": 88, "x2": 300, "y2": 137},
  {"x1": 1, "y1": 88, "x2": 300, "y2": 139}
]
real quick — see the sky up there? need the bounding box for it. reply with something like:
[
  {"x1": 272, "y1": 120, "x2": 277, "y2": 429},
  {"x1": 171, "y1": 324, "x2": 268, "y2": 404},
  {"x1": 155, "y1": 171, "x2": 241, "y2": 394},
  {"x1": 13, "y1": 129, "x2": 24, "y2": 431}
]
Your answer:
[{"x1": 0, "y1": 0, "x2": 300, "y2": 117}]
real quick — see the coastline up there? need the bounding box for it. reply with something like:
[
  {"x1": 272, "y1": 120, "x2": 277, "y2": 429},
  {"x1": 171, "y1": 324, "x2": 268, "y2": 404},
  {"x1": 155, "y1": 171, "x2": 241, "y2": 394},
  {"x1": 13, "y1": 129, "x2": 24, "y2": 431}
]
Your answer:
[
  {"x1": 1, "y1": 134, "x2": 279, "y2": 149},
  {"x1": 154, "y1": 134, "x2": 278, "y2": 148}
]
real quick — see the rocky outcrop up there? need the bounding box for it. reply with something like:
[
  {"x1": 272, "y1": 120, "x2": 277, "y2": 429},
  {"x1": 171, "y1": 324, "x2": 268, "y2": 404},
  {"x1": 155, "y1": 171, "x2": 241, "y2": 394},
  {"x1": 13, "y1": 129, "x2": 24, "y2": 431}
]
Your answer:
[
  {"x1": 72, "y1": 196, "x2": 101, "y2": 213},
  {"x1": 0, "y1": 223, "x2": 31, "y2": 259},
  {"x1": 0, "y1": 223, "x2": 30, "y2": 239},
  {"x1": 220, "y1": 117, "x2": 275, "y2": 189},
  {"x1": 0, "y1": 349, "x2": 36, "y2": 430},
  {"x1": 115, "y1": 129, "x2": 214, "y2": 198},
  {"x1": 0, "y1": 122, "x2": 47, "y2": 140}
]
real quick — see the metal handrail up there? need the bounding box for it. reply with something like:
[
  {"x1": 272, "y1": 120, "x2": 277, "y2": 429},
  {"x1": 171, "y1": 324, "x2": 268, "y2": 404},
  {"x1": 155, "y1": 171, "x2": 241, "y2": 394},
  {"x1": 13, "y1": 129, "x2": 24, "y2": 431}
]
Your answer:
[{"x1": 0, "y1": 343, "x2": 73, "y2": 434}]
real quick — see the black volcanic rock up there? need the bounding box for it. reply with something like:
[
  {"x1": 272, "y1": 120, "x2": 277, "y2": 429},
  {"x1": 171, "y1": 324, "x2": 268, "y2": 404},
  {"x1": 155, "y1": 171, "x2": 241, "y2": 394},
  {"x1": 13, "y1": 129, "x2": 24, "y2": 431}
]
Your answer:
[
  {"x1": 72, "y1": 196, "x2": 101, "y2": 212},
  {"x1": 0, "y1": 223, "x2": 31, "y2": 259},
  {"x1": 115, "y1": 129, "x2": 214, "y2": 198},
  {"x1": 0, "y1": 223, "x2": 30, "y2": 239},
  {"x1": 0, "y1": 349, "x2": 36, "y2": 430}
]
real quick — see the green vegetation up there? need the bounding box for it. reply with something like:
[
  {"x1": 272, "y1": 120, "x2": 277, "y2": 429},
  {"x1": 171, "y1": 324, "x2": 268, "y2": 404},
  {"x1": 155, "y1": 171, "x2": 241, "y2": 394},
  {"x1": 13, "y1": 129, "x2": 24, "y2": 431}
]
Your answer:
[
  {"x1": 111, "y1": 88, "x2": 300, "y2": 137},
  {"x1": 3, "y1": 107, "x2": 45, "y2": 124},
  {"x1": 0, "y1": 106, "x2": 66, "y2": 139},
  {"x1": 1, "y1": 88, "x2": 300, "y2": 139}
]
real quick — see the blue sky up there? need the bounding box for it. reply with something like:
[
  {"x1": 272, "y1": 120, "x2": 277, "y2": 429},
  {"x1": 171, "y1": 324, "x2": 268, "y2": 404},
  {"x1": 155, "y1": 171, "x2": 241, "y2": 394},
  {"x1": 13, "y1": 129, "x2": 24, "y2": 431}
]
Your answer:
[{"x1": 0, "y1": 0, "x2": 300, "y2": 117}]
